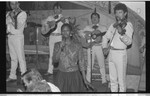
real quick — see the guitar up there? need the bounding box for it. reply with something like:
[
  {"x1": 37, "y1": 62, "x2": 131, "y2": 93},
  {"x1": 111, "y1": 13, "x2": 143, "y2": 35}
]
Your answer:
[
  {"x1": 41, "y1": 18, "x2": 62, "y2": 37},
  {"x1": 85, "y1": 30, "x2": 106, "y2": 43}
]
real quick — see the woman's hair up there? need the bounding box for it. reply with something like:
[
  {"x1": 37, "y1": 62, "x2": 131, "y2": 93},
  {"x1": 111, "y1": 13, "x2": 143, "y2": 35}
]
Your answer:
[
  {"x1": 27, "y1": 81, "x2": 52, "y2": 92},
  {"x1": 61, "y1": 23, "x2": 72, "y2": 32}
]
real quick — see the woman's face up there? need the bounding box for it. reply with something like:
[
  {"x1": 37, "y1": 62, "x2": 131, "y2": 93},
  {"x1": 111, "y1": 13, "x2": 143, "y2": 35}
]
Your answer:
[{"x1": 61, "y1": 26, "x2": 71, "y2": 38}]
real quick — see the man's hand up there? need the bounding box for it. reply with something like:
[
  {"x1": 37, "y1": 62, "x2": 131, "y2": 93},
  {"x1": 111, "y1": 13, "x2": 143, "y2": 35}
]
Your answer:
[
  {"x1": 88, "y1": 41, "x2": 96, "y2": 48},
  {"x1": 117, "y1": 25, "x2": 126, "y2": 35},
  {"x1": 60, "y1": 17, "x2": 66, "y2": 23},
  {"x1": 103, "y1": 48, "x2": 109, "y2": 57},
  {"x1": 93, "y1": 30, "x2": 101, "y2": 34}
]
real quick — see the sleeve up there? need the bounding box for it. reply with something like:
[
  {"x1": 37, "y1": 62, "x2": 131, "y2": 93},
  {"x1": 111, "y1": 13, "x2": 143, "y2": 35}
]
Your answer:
[
  {"x1": 102, "y1": 24, "x2": 113, "y2": 48},
  {"x1": 6, "y1": 12, "x2": 10, "y2": 25},
  {"x1": 17, "y1": 11, "x2": 27, "y2": 29},
  {"x1": 52, "y1": 42, "x2": 61, "y2": 64},
  {"x1": 120, "y1": 22, "x2": 134, "y2": 46},
  {"x1": 6, "y1": 12, "x2": 11, "y2": 33},
  {"x1": 102, "y1": 25, "x2": 107, "y2": 32},
  {"x1": 97, "y1": 25, "x2": 107, "y2": 33},
  {"x1": 78, "y1": 45, "x2": 86, "y2": 71}
]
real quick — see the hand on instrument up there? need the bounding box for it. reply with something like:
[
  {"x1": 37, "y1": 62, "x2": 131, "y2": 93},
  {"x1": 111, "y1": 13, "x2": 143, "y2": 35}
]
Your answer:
[
  {"x1": 60, "y1": 17, "x2": 66, "y2": 23},
  {"x1": 93, "y1": 30, "x2": 101, "y2": 34},
  {"x1": 103, "y1": 48, "x2": 109, "y2": 56},
  {"x1": 117, "y1": 25, "x2": 126, "y2": 35},
  {"x1": 88, "y1": 41, "x2": 96, "y2": 48}
]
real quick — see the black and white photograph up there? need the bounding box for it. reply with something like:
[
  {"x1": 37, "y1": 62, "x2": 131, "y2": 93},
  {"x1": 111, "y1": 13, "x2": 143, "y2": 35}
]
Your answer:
[{"x1": 6, "y1": 1, "x2": 145, "y2": 92}]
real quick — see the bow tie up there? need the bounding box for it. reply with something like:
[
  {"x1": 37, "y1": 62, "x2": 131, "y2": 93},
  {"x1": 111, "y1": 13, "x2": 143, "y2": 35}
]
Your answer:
[{"x1": 92, "y1": 25, "x2": 98, "y2": 30}]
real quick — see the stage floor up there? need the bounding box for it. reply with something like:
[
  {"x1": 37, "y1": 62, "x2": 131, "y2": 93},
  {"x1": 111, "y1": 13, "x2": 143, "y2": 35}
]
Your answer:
[{"x1": 6, "y1": 69, "x2": 136, "y2": 92}]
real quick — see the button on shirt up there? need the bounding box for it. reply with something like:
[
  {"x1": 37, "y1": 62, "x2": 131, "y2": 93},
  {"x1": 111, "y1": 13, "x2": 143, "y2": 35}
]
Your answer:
[{"x1": 102, "y1": 22, "x2": 134, "y2": 49}]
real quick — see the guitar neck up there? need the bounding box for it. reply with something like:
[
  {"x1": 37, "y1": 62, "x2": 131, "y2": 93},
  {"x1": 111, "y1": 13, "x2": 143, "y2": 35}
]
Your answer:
[
  {"x1": 55, "y1": 19, "x2": 61, "y2": 24},
  {"x1": 92, "y1": 31, "x2": 106, "y2": 38}
]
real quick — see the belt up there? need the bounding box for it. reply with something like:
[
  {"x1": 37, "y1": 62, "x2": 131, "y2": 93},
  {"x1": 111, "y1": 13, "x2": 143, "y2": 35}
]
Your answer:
[
  {"x1": 110, "y1": 46, "x2": 125, "y2": 50},
  {"x1": 51, "y1": 33, "x2": 61, "y2": 36},
  {"x1": 94, "y1": 43, "x2": 102, "y2": 46}
]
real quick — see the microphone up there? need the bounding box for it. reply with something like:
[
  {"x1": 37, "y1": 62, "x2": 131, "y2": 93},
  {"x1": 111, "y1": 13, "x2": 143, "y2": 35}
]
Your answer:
[{"x1": 61, "y1": 41, "x2": 66, "y2": 52}]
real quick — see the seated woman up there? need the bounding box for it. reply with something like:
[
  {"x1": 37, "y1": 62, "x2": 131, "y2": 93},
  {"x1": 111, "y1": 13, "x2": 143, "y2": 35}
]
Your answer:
[
  {"x1": 20, "y1": 69, "x2": 60, "y2": 92},
  {"x1": 53, "y1": 23, "x2": 93, "y2": 92}
]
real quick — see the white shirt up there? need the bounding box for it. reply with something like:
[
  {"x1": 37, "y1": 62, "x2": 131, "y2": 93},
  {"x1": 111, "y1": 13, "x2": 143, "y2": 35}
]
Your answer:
[
  {"x1": 6, "y1": 10, "x2": 27, "y2": 36},
  {"x1": 102, "y1": 22, "x2": 134, "y2": 49}
]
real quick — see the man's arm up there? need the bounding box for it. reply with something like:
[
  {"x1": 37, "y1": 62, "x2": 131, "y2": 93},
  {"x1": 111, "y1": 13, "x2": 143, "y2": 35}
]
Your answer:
[
  {"x1": 102, "y1": 24, "x2": 114, "y2": 48},
  {"x1": 17, "y1": 11, "x2": 27, "y2": 29},
  {"x1": 120, "y1": 22, "x2": 134, "y2": 46}
]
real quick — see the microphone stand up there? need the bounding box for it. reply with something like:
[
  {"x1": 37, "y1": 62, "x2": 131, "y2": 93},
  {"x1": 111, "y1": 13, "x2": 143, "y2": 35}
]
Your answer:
[
  {"x1": 36, "y1": 27, "x2": 40, "y2": 69},
  {"x1": 90, "y1": 34, "x2": 93, "y2": 83},
  {"x1": 90, "y1": 26, "x2": 97, "y2": 83}
]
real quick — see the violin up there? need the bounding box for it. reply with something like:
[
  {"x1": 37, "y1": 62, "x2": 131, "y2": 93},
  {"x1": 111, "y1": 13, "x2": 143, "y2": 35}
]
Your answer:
[{"x1": 113, "y1": 18, "x2": 127, "y2": 29}]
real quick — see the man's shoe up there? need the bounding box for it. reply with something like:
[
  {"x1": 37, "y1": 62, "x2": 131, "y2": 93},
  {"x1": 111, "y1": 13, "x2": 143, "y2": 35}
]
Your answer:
[{"x1": 6, "y1": 78, "x2": 17, "y2": 82}]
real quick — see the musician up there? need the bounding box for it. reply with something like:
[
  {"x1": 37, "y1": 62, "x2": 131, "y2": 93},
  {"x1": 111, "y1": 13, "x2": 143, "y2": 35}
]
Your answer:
[
  {"x1": 102, "y1": 3, "x2": 134, "y2": 92},
  {"x1": 6, "y1": 1, "x2": 27, "y2": 82},
  {"x1": 81, "y1": 12, "x2": 107, "y2": 84},
  {"x1": 41, "y1": 2, "x2": 68, "y2": 75}
]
